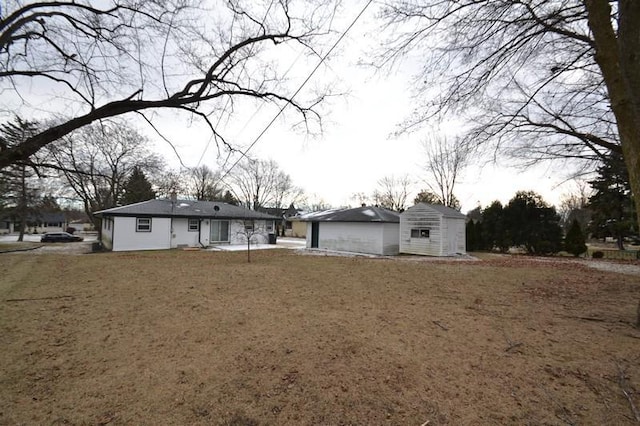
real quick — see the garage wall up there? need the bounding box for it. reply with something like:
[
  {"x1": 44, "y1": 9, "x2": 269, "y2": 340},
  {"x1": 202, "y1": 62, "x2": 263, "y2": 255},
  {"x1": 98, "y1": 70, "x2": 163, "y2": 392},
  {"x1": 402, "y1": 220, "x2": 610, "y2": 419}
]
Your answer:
[{"x1": 316, "y1": 222, "x2": 385, "y2": 255}]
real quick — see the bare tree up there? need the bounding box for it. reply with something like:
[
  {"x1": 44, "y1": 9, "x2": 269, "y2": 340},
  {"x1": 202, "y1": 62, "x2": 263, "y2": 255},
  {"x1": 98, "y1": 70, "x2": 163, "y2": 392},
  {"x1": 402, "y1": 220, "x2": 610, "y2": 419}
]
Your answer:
[
  {"x1": 235, "y1": 219, "x2": 265, "y2": 263},
  {"x1": 48, "y1": 121, "x2": 162, "y2": 228},
  {"x1": 227, "y1": 157, "x2": 299, "y2": 210},
  {"x1": 558, "y1": 181, "x2": 592, "y2": 231},
  {"x1": 189, "y1": 165, "x2": 223, "y2": 201},
  {"x1": 421, "y1": 136, "x2": 467, "y2": 209},
  {"x1": 378, "y1": 1, "x2": 640, "y2": 227},
  {"x1": 272, "y1": 171, "x2": 304, "y2": 210},
  {"x1": 373, "y1": 174, "x2": 411, "y2": 211},
  {"x1": 0, "y1": 1, "x2": 337, "y2": 168},
  {"x1": 153, "y1": 169, "x2": 187, "y2": 200}
]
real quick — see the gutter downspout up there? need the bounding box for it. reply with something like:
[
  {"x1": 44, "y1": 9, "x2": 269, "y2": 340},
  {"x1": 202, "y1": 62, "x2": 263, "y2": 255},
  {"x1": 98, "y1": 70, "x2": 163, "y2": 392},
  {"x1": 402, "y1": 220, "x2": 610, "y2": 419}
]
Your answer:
[{"x1": 198, "y1": 219, "x2": 205, "y2": 248}]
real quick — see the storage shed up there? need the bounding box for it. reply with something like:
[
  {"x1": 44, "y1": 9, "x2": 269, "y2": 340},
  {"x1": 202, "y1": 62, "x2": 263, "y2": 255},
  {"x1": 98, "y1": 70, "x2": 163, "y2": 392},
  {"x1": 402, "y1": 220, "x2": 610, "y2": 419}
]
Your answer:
[
  {"x1": 301, "y1": 206, "x2": 400, "y2": 255},
  {"x1": 400, "y1": 203, "x2": 466, "y2": 256}
]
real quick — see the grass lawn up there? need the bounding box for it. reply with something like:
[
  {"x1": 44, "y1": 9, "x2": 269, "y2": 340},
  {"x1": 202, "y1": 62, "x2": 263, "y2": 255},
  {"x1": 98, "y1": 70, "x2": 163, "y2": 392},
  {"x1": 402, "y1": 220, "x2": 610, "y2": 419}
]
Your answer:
[{"x1": 1, "y1": 250, "x2": 639, "y2": 425}]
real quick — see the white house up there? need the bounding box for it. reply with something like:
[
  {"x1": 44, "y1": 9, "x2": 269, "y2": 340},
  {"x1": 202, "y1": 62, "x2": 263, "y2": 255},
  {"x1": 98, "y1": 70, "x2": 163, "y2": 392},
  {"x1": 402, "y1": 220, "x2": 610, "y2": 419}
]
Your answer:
[
  {"x1": 400, "y1": 203, "x2": 466, "y2": 256},
  {"x1": 301, "y1": 206, "x2": 400, "y2": 256},
  {"x1": 94, "y1": 199, "x2": 279, "y2": 252}
]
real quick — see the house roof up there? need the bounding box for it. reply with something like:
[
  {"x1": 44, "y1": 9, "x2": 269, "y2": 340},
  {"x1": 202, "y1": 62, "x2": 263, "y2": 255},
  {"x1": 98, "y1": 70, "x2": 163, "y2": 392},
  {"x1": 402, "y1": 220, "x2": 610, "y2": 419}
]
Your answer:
[
  {"x1": 94, "y1": 199, "x2": 280, "y2": 220},
  {"x1": 405, "y1": 203, "x2": 467, "y2": 219},
  {"x1": 299, "y1": 206, "x2": 400, "y2": 223},
  {"x1": 261, "y1": 204, "x2": 301, "y2": 218}
]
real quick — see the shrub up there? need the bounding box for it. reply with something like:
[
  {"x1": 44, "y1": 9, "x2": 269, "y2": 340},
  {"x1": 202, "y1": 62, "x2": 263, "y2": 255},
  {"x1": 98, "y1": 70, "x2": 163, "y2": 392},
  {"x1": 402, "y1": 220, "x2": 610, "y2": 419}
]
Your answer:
[
  {"x1": 66, "y1": 227, "x2": 76, "y2": 235},
  {"x1": 592, "y1": 251, "x2": 604, "y2": 259},
  {"x1": 565, "y1": 219, "x2": 587, "y2": 257}
]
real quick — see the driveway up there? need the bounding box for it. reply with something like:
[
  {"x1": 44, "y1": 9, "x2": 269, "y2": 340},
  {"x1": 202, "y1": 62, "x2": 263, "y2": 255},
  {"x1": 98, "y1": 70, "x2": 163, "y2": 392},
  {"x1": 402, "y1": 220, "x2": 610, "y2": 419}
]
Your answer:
[{"x1": 0, "y1": 233, "x2": 98, "y2": 255}]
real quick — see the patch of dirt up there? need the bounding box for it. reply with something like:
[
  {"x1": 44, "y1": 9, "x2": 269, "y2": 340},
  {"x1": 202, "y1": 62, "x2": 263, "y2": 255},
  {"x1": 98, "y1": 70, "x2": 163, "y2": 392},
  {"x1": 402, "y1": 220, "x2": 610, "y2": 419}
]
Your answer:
[{"x1": 0, "y1": 250, "x2": 639, "y2": 424}]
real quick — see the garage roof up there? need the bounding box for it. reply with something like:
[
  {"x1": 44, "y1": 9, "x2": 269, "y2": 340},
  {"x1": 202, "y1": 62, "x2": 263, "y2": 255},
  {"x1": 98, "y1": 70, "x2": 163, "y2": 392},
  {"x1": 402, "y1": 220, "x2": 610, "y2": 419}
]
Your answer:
[{"x1": 299, "y1": 206, "x2": 400, "y2": 223}]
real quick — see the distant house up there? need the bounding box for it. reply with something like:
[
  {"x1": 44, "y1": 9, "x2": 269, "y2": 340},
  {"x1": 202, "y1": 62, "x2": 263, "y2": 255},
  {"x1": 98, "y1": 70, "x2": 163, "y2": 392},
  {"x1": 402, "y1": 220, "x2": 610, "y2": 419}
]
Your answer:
[
  {"x1": 0, "y1": 212, "x2": 67, "y2": 234},
  {"x1": 94, "y1": 199, "x2": 280, "y2": 252},
  {"x1": 261, "y1": 203, "x2": 301, "y2": 236},
  {"x1": 400, "y1": 203, "x2": 466, "y2": 256},
  {"x1": 288, "y1": 216, "x2": 307, "y2": 238},
  {"x1": 300, "y1": 206, "x2": 400, "y2": 255}
]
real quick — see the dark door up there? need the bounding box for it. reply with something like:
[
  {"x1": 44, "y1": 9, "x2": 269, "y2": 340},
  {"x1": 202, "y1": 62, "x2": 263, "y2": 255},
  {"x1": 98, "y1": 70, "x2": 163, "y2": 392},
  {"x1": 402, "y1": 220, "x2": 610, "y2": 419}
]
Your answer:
[{"x1": 311, "y1": 222, "x2": 319, "y2": 248}]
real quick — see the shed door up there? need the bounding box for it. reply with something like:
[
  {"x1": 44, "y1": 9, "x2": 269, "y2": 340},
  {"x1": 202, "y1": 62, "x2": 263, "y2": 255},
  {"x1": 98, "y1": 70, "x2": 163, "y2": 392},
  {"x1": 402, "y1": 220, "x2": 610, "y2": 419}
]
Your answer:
[{"x1": 311, "y1": 222, "x2": 319, "y2": 248}]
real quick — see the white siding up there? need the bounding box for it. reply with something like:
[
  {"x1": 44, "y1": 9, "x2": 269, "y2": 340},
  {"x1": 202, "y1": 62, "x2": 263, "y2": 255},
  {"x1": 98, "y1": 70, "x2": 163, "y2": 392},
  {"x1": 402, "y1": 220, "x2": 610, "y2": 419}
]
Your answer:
[
  {"x1": 112, "y1": 217, "x2": 171, "y2": 252},
  {"x1": 400, "y1": 205, "x2": 467, "y2": 256},
  {"x1": 170, "y1": 218, "x2": 201, "y2": 248},
  {"x1": 381, "y1": 223, "x2": 400, "y2": 255},
  {"x1": 400, "y1": 205, "x2": 443, "y2": 256}
]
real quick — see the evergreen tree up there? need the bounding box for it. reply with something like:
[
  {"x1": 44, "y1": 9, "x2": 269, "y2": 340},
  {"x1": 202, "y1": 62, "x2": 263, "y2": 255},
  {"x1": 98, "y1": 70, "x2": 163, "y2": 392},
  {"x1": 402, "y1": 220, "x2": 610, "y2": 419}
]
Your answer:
[
  {"x1": 504, "y1": 191, "x2": 563, "y2": 255},
  {"x1": 588, "y1": 153, "x2": 637, "y2": 250},
  {"x1": 0, "y1": 118, "x2": 41, "y2": 241},
  {"x1": 481, "y1": 201, "x2": 509, "y2": 252},
  {"x1": 221, "y1": 190, "x2": 239, "y2": 205},
  {"x1": 121, "y1": 166, "x2": 155, "y2": 205},
  {"x1": 565, "y1": 219, "x2": 587, "y2": 257},
  {"x1": 466, "y1": 220, "x2": 476, "y2": 251}
]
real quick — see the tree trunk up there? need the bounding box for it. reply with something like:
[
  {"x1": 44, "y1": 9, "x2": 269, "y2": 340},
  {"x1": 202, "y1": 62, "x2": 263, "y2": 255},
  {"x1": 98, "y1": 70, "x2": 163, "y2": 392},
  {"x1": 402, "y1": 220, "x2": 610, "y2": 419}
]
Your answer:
[{"x1": 585, "y1": 0, "x2": 640, "y2": 230}]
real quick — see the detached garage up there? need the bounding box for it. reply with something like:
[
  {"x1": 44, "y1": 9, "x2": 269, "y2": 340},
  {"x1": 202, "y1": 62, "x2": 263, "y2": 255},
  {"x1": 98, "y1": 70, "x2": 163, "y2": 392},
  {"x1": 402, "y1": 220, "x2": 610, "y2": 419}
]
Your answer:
[
  {"x1": 302, "y1": 206, "x2": 400, "y2": 256},
  {"x1": 400, "y1": 203, "x2": 466, "y2": 256}
]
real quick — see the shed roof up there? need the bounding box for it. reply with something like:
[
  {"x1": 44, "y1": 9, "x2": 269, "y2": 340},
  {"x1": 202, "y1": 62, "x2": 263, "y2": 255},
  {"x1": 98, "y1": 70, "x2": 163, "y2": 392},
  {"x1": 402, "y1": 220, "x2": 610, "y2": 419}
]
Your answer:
[
  {"x1": 94, "y1": 199, "x2": 280, "y2": 220},
  {"x1": 299, "y1": 206, "x2": 400, "y2": 223},
  {"x1": 404, "y1": 203, "x2": 467, "y2": 219}
]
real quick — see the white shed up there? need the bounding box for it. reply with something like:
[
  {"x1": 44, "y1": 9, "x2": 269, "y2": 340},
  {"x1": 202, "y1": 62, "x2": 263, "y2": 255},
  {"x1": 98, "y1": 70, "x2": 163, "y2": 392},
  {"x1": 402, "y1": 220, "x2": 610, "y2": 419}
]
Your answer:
[
  {"x1": 400, "y1": 203, "x2": 466, "y2": 256},
  {"x1": 302, "y1": 206, "x2": 400, "y2": 256}
]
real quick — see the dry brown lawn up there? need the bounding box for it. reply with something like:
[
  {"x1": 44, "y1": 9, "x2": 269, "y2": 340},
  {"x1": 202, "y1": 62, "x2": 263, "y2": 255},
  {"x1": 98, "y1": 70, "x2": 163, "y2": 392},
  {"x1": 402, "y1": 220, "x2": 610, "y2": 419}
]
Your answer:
[{"x1": 0, "y1": 249, "x2": 639, "y2": 425}]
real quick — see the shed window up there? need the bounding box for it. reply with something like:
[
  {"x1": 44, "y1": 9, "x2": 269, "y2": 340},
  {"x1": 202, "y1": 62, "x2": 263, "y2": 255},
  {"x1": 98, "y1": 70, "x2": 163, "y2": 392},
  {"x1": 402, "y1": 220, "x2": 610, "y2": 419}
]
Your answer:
[
  {"x1": 136, "y1": 218, "x2": 151, "y2": 232},
  {"x1": 411, "y1": 228, "x2": 430, "y2": 238},
  {"x1": 188, "y1": 219, "x2": 199, "y2": 232}
]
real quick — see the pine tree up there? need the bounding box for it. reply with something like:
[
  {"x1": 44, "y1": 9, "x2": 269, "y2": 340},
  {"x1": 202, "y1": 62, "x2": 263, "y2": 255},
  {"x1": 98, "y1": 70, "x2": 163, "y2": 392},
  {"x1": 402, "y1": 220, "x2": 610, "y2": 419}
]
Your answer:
[
  {"x1": 121, "y1": 166, "x2": 155, "y2": 205},
  {"x1": 588, "y1": 153, "x2": 637, "y2": 250},
  {"x1": 466, "y1": 220, "x2": 476, "y2": 251},
  {"x1": 503, "y1": 191, "x2": 563, "y2": 255},
  {"x1": 565, "y1": 219, "x2": 587, "y2": 257},
  {"x1": 0, "y1": 118, "x2": 41, "y2": 241}
]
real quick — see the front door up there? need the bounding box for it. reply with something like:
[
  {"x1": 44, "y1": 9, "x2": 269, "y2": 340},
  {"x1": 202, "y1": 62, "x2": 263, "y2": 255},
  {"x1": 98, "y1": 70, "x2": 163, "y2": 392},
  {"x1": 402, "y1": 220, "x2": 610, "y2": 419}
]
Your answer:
[
  {"x1": 210, "y1": 220, "x2": 230, "y2": 242},
  {"x1": 311, "y1": 222, "x2": 319, "y2": 248}
]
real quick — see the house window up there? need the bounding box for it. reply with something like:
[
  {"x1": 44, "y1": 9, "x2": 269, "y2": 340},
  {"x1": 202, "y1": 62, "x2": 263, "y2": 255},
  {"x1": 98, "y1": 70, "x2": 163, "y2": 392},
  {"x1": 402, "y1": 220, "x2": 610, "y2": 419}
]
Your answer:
[
  {"x1": 411, "y1": 228, "x2": 430, "y2": 238},
  {"x1": 188, "y1": 219, "x2": 199, "y2": 232},
  {"x1": 245, "y1": 223, "x2": 254, "y2": 232},
  {"x1": 136, "y1": 218, "x2": 151, "y2": 232},
  {"x1": 266, "y1": 221, "x2": 273, "y2": 232}
]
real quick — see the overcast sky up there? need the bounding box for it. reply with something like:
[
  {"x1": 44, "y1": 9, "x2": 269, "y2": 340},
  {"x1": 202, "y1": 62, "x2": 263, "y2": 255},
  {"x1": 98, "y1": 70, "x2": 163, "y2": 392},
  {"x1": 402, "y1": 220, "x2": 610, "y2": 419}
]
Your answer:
[{"x1": 145, "y1": 1, "x2": 576, "y2": 213}]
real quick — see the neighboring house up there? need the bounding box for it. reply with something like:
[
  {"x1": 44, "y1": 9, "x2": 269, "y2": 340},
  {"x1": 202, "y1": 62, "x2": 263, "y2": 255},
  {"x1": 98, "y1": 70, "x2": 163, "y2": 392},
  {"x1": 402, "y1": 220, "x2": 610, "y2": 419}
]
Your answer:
[
  {"x1": 0, "y1": 212, "x2": 67, "y2": 234},
  {"x1": 94, "y1": 199, "x2": 280, "y2": 252},
  {"x1": 300, "y1": 206, "x2": 400, "y2": 256},
  {"x1": 400, "y1": 203, "x2": 466, "y2": 256},
  {"x1": 262, "y1": 204, "x2": 301, "y2": 236},
  {"x1": 288, "y1": 216, "x2": 307, "y2": 238}
]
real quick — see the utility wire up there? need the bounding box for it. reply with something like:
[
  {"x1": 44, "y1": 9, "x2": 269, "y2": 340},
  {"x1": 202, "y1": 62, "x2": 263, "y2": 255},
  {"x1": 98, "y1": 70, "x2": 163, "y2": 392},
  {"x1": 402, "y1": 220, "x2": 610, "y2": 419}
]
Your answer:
[
  {"x1": 219, "y1": 0, "x2": 374, "y2": 182},
  {"x1": 195, "y1": 0, "x2": 277, "y2": 168}
]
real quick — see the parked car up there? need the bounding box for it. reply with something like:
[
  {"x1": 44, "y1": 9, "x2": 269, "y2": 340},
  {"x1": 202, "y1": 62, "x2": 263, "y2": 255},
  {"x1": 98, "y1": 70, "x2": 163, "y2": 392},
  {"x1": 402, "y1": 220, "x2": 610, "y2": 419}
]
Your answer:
[{"x1": 41, "y1": 232, "x2": 84, "y2": 243}]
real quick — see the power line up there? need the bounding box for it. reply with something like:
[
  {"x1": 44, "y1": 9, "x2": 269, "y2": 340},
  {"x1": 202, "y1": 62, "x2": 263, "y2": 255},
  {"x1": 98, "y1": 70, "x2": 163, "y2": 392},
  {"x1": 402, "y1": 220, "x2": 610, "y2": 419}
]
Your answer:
[
  {"x1": 195, "y1": 0, "x2": 277, "y2": 168},
  {"x1": 219, "y1": 0, "x2": 374, "y2": 182}
]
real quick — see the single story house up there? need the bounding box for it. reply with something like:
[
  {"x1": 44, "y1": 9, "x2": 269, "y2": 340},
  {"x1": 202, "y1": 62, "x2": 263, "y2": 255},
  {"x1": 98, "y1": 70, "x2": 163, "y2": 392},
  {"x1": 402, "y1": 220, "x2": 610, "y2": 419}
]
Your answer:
[
  {"x1": 94, "y1": 199, "x2": 280, "y2": 252},
  {"x1": 0, "y1": 212, "x2": 67, "y2": 234},
  {"x1": 300, "y1": 206, "x2": 400, "y2": 255},
  {"x1": 400, "y1": 203, "x2": 466, "y2": 256},
  {"x1": 261, "y1": 203, "x2": 302, "y2": 236},
  {"x1": 288, "y1": 216, "x2": 307, "y2": 238}
]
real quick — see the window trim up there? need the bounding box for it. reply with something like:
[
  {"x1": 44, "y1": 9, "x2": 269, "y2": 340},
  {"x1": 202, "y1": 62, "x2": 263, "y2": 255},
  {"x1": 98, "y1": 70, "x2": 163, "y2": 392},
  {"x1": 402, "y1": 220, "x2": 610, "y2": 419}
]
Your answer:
[
  {"x1": 410, "y1": 228, "x2": 430, "y2": 239},
  {"x1": 188, "y1": 218, "x2": 200, "y2": 232},
  {"x1": 136, "y1": 217, "x2": 152, "y2": 232}
]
